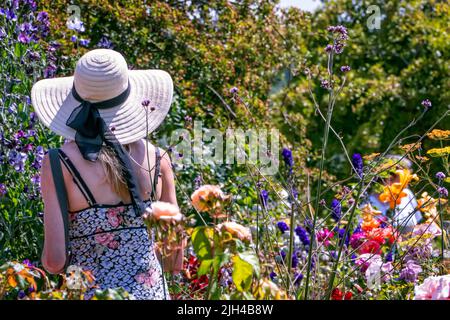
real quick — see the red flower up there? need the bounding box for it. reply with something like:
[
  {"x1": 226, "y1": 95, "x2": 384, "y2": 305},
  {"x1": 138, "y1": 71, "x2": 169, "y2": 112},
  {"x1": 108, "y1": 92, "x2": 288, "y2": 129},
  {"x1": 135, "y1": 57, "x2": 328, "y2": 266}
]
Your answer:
[
  {"x1": 331, "y1": 288, "x2": 353, "y2": 300},
  {"x1": 359, "y1": 239, "x2": 381, "y2": 254}
]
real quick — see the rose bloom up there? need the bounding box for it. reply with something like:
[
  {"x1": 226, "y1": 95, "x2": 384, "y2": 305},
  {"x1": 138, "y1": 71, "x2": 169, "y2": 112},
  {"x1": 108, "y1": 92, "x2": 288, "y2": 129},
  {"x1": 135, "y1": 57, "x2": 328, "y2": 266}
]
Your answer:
[
  {"x1": 414, "y1": 275, "x2": 450, "y2": 300},
  {"x1": 191, "y1": 185, "x2": 227, "y2": 213},
  {"x1": 218, "y1": 221, "x2": 252, "y2": 243},
  {"x1": 146, "y1": 201, "x2": 183, "y2": 223},
  {"x1": 359, "y1": 239, "x2": 382, "y2": 254}
]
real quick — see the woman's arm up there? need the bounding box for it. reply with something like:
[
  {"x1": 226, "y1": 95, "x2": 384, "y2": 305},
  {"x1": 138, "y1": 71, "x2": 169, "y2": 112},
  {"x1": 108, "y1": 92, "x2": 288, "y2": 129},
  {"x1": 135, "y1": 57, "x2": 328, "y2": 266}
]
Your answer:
[
  {"x1": 158, "y1": 149, "x2": 185, "y2": 274},
  {"x1": 40, "y1": 153, "x2": 67, "y2": 274}
]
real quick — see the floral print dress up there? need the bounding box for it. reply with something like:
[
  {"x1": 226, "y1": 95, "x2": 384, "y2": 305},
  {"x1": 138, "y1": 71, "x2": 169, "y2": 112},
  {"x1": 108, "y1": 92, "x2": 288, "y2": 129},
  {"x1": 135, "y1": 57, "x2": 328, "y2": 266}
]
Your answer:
[{"x1": 58, "y1": 148, "x2": 169, "y2": 300}]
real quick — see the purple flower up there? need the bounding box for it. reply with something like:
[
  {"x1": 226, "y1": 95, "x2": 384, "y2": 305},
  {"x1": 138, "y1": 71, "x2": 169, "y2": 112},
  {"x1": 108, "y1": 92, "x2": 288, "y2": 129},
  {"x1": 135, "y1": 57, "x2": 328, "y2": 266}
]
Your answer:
[
  {"x1": 281, "y1": 147, "x2": 293, "y2": 173},
  {"x1": 67, "y1": 18, "x2": 85, "y2": 32},
  {"x1": 352, "y1": 153, "x2": 364, "y2": 179},
  {"x1": 22, "y1": 259, "x2": 33, "y2": 267},
  {"x1": 293, "y1": 272, "x2": 303, "y2": 285},
  {"x1": 8, "y1": 150, "x2": 27, "y2": 172},
  {"x1": 436, "y1": 172, "x2": 446, "y2": 181},
  {"x1": 141, "y1": 99, "x2": 150, "y2": 107},
  {"x1": 70, "y1": 35, "x2": 78, "y2": 42},
  {"x1": 269, "y1": 271, "x2": 277, "y2": 281},
  {"x1": 324, "y1": 44, "x2": 333, "y2": 53},
  {"x1": 229, "y1": 87, "x2": 238, "y2": 94},
  {"x1": 18, "y1": 32, "x2": 31, "y2": 44},
  {"x1": 385, "y1": 251, "x2": 393, "y2": 262},
  {"x1": 18, "y1": 290, "x2": 26, "y2": 299},
  {"x1": 79, "y1": 38, "x2": 90, "y2": 47},
  {"x1": 28, "y1": 51, "x2": 40, "y2": 61},
  {"x1": 6, "y1": 9, "x2": 17, "y2": 21},
  {"x1": 97, "y1": 36, "x2": 113, "y2": 49},
  {"x1": 338, "y1": 228, "x2": 350, "y2": 246},
  {"x1": 421, "y1": 99, "x2": 432, "y2": 108},
  {"x1": 44, "y1": 63, "x2": 57, "y2": 78},
  {"x1": 295, "y1": 225, "x2": 310, "y2": 246},
  {"x1": 0, "y1": 183, "x2": 6, "y2": 196},
  {"x1": 291, "y1": 253, "x2": 299, "y2": 268},
  {"x1": 340, "y1": 65, "x2": 351, "y2": 73},
  {"x1": 438, "y1": 187, "x2": 448, "y2": 198},
  {"x1": 330, "y1": 199, "x2": 342, "y2": 222},
  {"x1": 400, "y1": 260, "x2": 422, "y2": 283},
  {"x1": 260, "y1": 189, "x2": 269, "y2": 207},
  {"x1": 31, "y1": 146, "x2": 45, "y2": 169},
  {"x1": 31, "y1": 174, "x2": 40, "y2": 187},
  {"x1": 277, "y1": 221, "x2": 289, "y2": 233},
  {"x1": 36, "y1": 11, "x2": 49, "y2": 23},
  {"x1": 320, "y1": 79, "x2": 331, "y2": 89}
]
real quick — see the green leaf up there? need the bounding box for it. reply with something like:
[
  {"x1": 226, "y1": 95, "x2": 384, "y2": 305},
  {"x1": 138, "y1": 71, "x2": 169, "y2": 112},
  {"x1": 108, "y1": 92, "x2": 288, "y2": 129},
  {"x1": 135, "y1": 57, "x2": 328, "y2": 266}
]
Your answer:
[
  {"x1": 197, "y1": 259, "x2": 213, "y2": 276},
  {"x1": 191, "y1": 226, "x2": 213, "y2": 260},
  {"x1": 231, "y1": 254, "x2": 253, "y2": 292},
  {"x1": 238, "y1": 251, "x2": 260, "y2": 277}
]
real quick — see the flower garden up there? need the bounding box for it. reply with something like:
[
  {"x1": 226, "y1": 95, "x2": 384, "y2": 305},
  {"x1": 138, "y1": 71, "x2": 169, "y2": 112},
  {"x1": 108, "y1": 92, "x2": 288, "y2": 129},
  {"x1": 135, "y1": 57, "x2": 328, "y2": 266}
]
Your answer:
[{"x1": 0, "y1": 0, "x2": 449, "y2": 300}]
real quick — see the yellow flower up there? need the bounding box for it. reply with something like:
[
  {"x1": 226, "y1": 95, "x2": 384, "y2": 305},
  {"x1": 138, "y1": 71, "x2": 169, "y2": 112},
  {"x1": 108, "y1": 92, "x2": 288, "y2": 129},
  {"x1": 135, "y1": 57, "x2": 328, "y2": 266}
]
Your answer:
[
  {"x1": 253, "y1": 279, "x2": 290, "y2": 300},
  {"x1": 426, "y1": 129, "x2": 450, "y2": 141},
  {"x1": 416, "y1": 192, "x2": 447, "y2": 223},
  {"x1": 363, "y1": 152, "x2": 380, "y2": 161},
  {"x1": 427, "y1": 146, "x2": 450, "y2": 158},
  {"x1": 379, "y1": 169, "x2": 418, "y2": 209},
  {"x1": 400, "y1": 142, "x2": 421, "y2": 153}
]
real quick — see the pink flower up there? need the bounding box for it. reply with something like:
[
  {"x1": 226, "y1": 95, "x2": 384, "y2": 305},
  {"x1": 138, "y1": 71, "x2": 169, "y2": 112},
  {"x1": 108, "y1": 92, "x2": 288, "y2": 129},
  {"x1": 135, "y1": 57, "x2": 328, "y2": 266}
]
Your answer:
[
  {"x1": 108, "y1": 240, "x2": 120, "y2": 250},
  {"x1": 135, "y1": 269, "x2": 160, "y2": 288},
  {"x1": 107, "y1": 209, "x2": 123, "y2": 228},
  {"x1": 94, "y1": 228, "x2": 115, "y2": 248},
  {"x1": 350, "y1": 232, "x2": 365, "y2": 249},
  {"x1": 414, "y1": 275, "x2": 450, "y2": 300},
  {"x1": 317, "y1": 228, "x2": 334, "y2": 246},
  {"x1": 355, "y1": 254, "x2": 382, "y2": 273}
]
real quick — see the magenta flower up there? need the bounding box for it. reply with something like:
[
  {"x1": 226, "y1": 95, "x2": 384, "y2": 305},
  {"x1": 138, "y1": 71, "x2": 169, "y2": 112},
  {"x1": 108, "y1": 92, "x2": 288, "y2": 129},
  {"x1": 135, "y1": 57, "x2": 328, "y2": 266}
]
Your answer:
[{"x1": 317, "y1": 228, "x2": 334, "y2": 246}]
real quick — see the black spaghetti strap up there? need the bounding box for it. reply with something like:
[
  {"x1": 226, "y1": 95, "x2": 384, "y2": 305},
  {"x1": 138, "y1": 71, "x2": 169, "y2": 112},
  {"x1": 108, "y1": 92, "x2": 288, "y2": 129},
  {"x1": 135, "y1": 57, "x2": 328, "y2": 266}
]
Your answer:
[
  {"x1": 151, "y1": 147, "x2": 161, "y2": 201},
  {"x1": 57, "y1": 149, "x2": 97, "y2": 207}
]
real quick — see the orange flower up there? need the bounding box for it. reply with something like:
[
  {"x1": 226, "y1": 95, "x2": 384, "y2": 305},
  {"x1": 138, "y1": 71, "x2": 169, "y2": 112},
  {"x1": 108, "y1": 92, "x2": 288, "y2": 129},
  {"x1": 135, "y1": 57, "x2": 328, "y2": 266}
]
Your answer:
[
  {"x1": 145, "y1": 201, "x2": 183, "y2": 223},
  {"x1": 217, "y1": 221, "x2": 252, "y2": 243},
  {"x1": 379, "y1": 169, "x2": 418, "y2": 209},
  {"x1": 360, "y1": 203, "x2": 381, "y2": 231},
  {"x1": 191, "y1": 185, "x2": 229, "y2": 217}
]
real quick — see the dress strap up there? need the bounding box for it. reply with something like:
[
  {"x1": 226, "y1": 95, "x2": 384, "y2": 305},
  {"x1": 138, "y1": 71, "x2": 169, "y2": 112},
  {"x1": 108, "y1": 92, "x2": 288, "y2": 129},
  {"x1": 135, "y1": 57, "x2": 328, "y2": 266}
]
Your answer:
[
  {"x1": 151, "y1": 147, "x2": 161, "y2": 201},
  {"x1": 57, "y1": 149, "x2": 97, "y2": 207}
]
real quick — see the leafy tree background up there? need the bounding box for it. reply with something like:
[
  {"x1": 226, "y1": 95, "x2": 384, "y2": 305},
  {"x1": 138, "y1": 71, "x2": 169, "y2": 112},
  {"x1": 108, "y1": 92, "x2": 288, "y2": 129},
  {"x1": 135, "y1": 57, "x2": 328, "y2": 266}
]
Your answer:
[{"x1": 1, "y1": 0, "x2": 448, "y2": 262}]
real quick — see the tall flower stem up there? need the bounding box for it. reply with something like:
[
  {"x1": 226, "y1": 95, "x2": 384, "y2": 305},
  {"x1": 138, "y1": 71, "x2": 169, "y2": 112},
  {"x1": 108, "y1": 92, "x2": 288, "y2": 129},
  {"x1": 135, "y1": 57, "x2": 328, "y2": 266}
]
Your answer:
[
  {"x1": 303, "y1": 77, "x2": 335, "y2": 299},
  {"x1": 303, "y1": 42, "x2": 338, "y2": 298},
  {"x1": 324, "y1": 181, "x2": 364, "y2": 299}
]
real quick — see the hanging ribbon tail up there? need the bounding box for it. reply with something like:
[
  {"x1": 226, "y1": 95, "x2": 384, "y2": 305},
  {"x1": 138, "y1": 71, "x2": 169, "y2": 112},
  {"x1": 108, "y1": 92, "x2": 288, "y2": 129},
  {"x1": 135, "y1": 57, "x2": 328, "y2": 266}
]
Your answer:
[
  {"x1": 66, "y1": 101, "x2": 104, "y2": 162},
  {"x1": 101, "y1": 121, "x2": 147, "y2": 217}
]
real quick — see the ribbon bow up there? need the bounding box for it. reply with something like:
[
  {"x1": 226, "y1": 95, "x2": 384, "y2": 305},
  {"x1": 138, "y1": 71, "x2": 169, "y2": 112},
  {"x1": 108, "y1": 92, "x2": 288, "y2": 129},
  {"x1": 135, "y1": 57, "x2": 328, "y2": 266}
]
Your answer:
[{"x1": 66, "y1": 83, "x2": 147, "y2": 216}]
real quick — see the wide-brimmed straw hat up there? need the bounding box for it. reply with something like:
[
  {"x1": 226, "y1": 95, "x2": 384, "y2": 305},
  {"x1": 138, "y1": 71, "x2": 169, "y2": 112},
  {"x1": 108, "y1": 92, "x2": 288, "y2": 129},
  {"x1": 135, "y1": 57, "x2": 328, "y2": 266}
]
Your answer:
[{"x1": 31, "y1": 49, "x2": 173, "y2": 145}]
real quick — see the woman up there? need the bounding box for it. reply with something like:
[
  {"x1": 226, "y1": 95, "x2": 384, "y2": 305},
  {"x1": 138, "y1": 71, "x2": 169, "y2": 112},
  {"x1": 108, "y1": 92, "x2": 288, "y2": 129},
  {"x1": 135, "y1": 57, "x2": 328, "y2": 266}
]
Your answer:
[{"x1": 31, "y1": 49, "x2": 183, "y2": 299}]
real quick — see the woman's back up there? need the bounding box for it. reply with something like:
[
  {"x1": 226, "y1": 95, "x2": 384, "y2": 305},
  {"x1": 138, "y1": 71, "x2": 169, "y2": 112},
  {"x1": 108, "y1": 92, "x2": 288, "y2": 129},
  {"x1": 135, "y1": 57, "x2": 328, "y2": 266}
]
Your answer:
[
  {"x1": 43, "y1": 139, "x2": 170, "y2": 299},
  {"x1": 60, "y1": 139, "x2": 162, "y2": 212}
]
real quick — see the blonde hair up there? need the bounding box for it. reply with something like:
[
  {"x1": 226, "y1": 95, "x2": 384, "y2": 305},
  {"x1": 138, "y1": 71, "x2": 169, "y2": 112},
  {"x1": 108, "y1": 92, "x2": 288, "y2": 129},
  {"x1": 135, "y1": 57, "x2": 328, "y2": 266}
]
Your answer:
[{"x1": 98, "y1": 145, "x2": 130, "y2": 201}]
